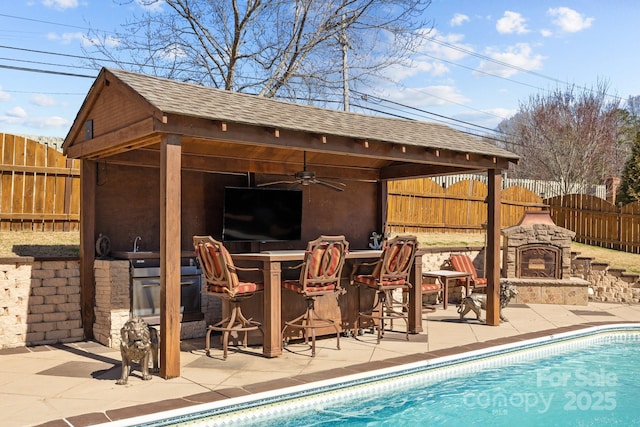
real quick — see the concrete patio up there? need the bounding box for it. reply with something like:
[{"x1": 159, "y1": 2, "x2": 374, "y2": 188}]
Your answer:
[{"x1": 1, "y1": 301, "x2": 639, "y2": 427}]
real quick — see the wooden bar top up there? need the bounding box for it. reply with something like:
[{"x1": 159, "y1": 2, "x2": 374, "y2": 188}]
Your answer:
[{"x1": 232, "y1": 249, "x2": 382, "y2": 262}]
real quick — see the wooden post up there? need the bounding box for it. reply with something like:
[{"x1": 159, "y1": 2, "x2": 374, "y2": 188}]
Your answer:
[
  {"x1": 408, "y1": 250, "x2": 423, "y2": 333},
  {"x1": 485, "y1": 169, "x2": 501, "y2": 326},
  {"x1": 160, "y1": 134, "x2": 182, "y2": 378},
  {"x1": 80, "y1": 160, "x2": 96, "y2": 339},
  {"x1": 262, "y1": 260, "x2": 282, "y2": 357}
]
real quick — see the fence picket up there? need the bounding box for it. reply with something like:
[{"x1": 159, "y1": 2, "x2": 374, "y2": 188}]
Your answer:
[
  {"x1": 0, "y1": 133, "x2": 79, "y2": 231},
  {"x1": 388, "y1": 177, "x2": 640, "y2": 255}
]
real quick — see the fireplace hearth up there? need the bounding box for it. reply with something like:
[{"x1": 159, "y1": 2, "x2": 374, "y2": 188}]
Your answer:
[
  {"x1": 501, "y1": 210, "x2": 590, "y2": 305},
  {"x1": 502, "y1": 210, "x2": 574, "y2": 280}
]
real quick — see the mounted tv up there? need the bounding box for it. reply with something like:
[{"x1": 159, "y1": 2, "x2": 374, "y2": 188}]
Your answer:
[{"x1": 222, "y1": 187, "x2": 303, "y2": 242}]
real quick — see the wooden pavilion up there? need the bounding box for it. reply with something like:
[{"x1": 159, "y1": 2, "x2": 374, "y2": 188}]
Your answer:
[{"x1": 63, "y1": 68, "x2": 519, "y2": 378}]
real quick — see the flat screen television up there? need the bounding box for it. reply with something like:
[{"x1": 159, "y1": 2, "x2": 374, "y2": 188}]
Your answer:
[{"x1": 222, "y1": 187, "x2": 303, "y2": 242}]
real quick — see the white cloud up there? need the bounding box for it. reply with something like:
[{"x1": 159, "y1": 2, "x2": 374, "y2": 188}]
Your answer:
[
  {"x1": 391, "y1": 85, "x2": 471, "y2": 108},
  {"x1": 416, "y1": 29, "x2": 474, "y2": 62},
  {"x1": 135, "y1": 0, "x2": 163, "y2": 12},
  {"x1": 0, "y1": 86, "x2": 11, "y2": 102},
  {"x1": 383, "y1": 29, "x2": 474, "y2": 83},
  {"x1": 540, "y1": 29, "x2": 553, "y2": 37},
  {"x1": 84, "y1": 35, "x2": 120, "y2": 48},
  {"x1": 30, "y1": 94, "x2": 57, "y2": 107},
  {"x1": 48, "y1": 32, "x2": 120, "y2": 48},
  {"x1": 474, "y1": 43, "x2": 545, "y2": 78},
  {"x1": 0, "y1": 107, "x2": 27, "y2": 124},
  {"x1": 482, "y1": 107, "x2": 517, "y2": 121},
  {"x1": 47, "y1": 31, "x2": 85, "y2": 44},
  {"x1": 496, "y1": 11, "x2": 529, "y2": 35},
  {"x1": 6, "y1": 106, "x2": 27, "y2": 118},
  {"x1": 42, "y1": 0, "x2": 78, "y2": 10},
  {"x1": 157, "y1": 43, "x2": 187, "y2": 61},
  {"x1": 36, "y1": 116, "x2": 69, "y2": 128},
  {"x1": 450, "y1": 13, "x2": 470, "y2": 27},
  {"x1": 548, "y1": 7, "x2": 594, "y2": 33},
  {"x1": 0, "y1": 106, "x2": 69, "y2": 129},
  {"x1": 454, "y1": 108, "x2": 518, "y2": 130}
]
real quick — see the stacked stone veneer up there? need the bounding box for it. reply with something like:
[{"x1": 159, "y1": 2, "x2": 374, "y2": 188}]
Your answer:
[
  {"x1": 499, "y1": 223, "x2": 590, "y2": 305},
  {"x1": 501, "y1": 223, "x2": 575, "y2": 279},
  {"x1": 1, "y1": 259, "x2": 82, "y2": 349},
  {"x1": 93, "y1": 260, "x2": 130, "y2": 348},
  {"x1": 575, "y1": 258, "x2": 640, "y2": 303}
]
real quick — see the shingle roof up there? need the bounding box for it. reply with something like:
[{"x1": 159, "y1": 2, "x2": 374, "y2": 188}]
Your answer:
[{"x1": 107, "y1": 68, "x2": 519, "y2": 161}]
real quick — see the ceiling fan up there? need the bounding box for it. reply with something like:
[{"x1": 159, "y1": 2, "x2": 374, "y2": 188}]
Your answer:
[{"x1": 257, "y1": 152, "x2": 346, "y2": 192}]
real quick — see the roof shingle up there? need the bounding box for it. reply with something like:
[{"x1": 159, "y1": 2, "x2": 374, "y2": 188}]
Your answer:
[{"x1": 107, "y1": 68, "x2": 518, "y2": 161}]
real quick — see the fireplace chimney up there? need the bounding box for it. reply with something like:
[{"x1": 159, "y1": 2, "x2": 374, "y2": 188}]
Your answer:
[{"x1": 517, "y1": 210, "x2": 555, "y2": 226}]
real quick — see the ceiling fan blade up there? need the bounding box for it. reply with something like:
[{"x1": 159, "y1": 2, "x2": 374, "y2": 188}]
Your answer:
[
  {"x1": 256, "y1": 180, "x2": 296, "y2": 187},
  {"x1": 315, "y1": 179, "x2": 346, "y2": 192}
]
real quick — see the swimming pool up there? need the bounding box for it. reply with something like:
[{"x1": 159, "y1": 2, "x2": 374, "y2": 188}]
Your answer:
[{"x1": 97, "y1": 324, "x2": 640, "y2": 426}]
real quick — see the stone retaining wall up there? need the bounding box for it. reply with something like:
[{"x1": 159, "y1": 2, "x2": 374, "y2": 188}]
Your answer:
[
  {"x1": 0, "y1": 258, "x2": 82, "y2": 349},
  {"x1": 586, "y1": 261, "x2": 640, "y2": 303}
]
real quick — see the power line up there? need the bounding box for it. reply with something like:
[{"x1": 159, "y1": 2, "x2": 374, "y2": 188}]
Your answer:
[
  {"x1": 0, "y1": 56, "x2": 100, "y2": 72},
  {"x1": 352, "y1": 89, "x2": 500, "y2": 134},
  {"x1": 0, "y1": 13, "x2": 113, "y2": 33},
  {"x1": 0, "y1": 64, "x2": 95, "y2": 79}
]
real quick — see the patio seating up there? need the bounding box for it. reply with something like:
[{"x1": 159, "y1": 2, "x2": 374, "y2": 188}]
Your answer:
[
  {"x1": 445, "y1": 253, "x2": 487, "y2": 294},
  {"x1": 193, "y1": 235, "x2": 264, "y2": 360},
  {"x1": 401, "y1": 281, "x2": 441, "y2": 313},
  {"x1": 281, "y1": 235, "x2": 349, "y2": 357},
  {"x1": 351, "y1": 235, "x2": 418, "y2": 343}
]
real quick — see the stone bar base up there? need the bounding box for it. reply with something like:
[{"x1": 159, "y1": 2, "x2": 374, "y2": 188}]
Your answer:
[{"x1": 507, "y1": 277, "x2": 590, "y2": 305}]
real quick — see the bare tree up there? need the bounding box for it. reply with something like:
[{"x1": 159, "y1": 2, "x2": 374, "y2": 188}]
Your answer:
[
  {"x1": 86, "y1": 0, "x2": 432, "y2": 104},
  {"x1": 497, "y1": 83, "x2": 626, "y2": 195}
]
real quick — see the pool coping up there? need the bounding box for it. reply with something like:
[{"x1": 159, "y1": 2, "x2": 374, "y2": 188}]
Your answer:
[{"x1": 57, "y1": 321, "x2": 639, "y2": 427}]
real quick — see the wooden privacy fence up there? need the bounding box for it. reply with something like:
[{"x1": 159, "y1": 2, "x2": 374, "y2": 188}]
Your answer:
[
  {"x1": 0, "y1": 133, "x2": 80, "y2": 231},
  {"x1": 388, "y1": 177, "x2": 640, "y2": 254},
  {"x1": 549, "y1": 194, "x2": 640, "y2": 253},
  {"x1": 386, "y1": 178, "x2": 546, "y2": 234}
]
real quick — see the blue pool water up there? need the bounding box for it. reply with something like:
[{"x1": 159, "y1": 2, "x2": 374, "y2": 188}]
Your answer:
[
  {"x1": 101, "y1": 325, "x2": 640, "y2": 427},
  {"x1": 259, "y1": 334, "x2": 640, "y2": 426}
]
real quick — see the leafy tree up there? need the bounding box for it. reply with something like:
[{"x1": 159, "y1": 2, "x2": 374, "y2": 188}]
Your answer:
[
  {"x1": 496, "y1": 83, "x2": 626, "y2": 195},
  {"x1": 87, "y1": 0, "x2": 432, "y2": 104}
]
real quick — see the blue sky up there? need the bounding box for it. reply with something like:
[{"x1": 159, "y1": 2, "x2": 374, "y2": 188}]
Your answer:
[{"x1": 0, "y1": 0, "x2": 638, "y2": 139}]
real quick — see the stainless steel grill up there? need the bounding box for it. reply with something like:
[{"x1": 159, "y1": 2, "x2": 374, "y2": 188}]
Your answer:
[{"x1": 130, "y1": 258, "x2": 202, "y2": 323}]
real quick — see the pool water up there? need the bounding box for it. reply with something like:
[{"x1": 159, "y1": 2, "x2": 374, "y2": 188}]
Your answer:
[
  {"x1": 257, "y1": 336, "x2": 640, "y2": 426},
  {"x1": 100, "y1": 326, "x2": 640, "y2": 427}
]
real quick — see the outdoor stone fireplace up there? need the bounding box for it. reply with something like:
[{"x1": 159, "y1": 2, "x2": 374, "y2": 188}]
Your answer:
[{"x1": 501, "y1": 210, "x2": 589, "y2": 305}]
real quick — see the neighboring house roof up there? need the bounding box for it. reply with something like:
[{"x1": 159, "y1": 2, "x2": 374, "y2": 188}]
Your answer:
[{"x1": 105, "y1": 68, "x2": 518, "y2": 162}]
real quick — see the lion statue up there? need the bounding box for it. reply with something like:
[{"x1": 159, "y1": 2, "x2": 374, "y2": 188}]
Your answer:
[
  {"x1": 116, "y1": 317, "x2": 159, "y2": 385},
  {"x1": 457, "y1": 281, "x2": 519, "y2": 323}
]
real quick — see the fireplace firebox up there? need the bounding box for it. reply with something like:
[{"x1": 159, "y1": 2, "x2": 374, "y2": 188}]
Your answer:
[
  {"x1": 516, "y1": 244, "x2": 561, "y2": 279},
  {"x1": 502, "y1": 210, "x2": 574, "y2": 280}
]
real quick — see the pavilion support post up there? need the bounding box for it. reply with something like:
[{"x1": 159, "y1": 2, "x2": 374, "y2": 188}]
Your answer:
[
  {"x1": 485, "y1": 169, "x2": 502, "y2": 326},
  {"x1": 80, "y1": 160, "x2": 96, "y2": 340},
  {"x1": 159, "y1": 134, "x2": 182, "y2": 378}
]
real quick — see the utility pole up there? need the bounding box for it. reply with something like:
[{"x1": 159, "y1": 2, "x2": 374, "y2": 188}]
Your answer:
[{"x1": 340, "y1": 14, "x2": 349, "y2": 112}]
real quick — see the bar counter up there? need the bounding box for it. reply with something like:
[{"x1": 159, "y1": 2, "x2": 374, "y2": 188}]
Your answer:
[{"x1": 231, "y1": 249, "x2": 425, "y2": 357}]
